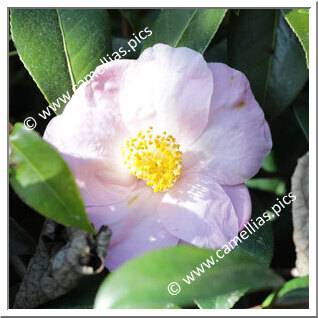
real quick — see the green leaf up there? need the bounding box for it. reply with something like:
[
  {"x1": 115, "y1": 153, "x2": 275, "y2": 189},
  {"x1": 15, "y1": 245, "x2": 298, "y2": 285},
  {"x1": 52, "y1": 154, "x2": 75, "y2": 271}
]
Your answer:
[
  {"x1": 142, "y1": 9, "x2": 227, "y2": 53},
  {"x1": 9, "y1": 217, "x2": 36, "y2": 255},
  {"x1": 195, "y1": 290, "x2": 245, "y2": 309},
  {"x1": 94, "y1": 246, "x2": 283, "y2": 309},
  {"x1": 228, "y1": 9, "x2": 308, "y2": 120},
  {"x1": 56, "y1": 9, "x2": 112, "y2": 85},
  {"x1": 246, "y1": 178, "x2": 287, "y2": 196},
  {"x1": 9, "y1": 123, "x2": 95, "y2": 234},
  {"x1": 10, "y1": 9, "x2": 112, "y2": 114},
  {"x1": 236, "y1": 192, "x2": 274, "y2": 266},
  {"x1": 263, "y1": 275, "x2": 309, "y2": 308},
  {"x1": 282, "y1": 9, "x2": 309, "y2": 67}
]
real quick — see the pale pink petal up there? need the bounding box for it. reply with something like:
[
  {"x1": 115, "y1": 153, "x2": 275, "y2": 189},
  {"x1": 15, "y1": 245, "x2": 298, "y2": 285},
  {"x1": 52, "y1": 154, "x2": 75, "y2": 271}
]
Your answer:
[
  {"x1": 43, "y1": 60, "x2": 137, "y2": 205},
  {"x1": 86, "y1": 204, "x2": 127, "y2": 231},
  {"x1": 87, "y1": 187, "x2": 178, "y2": 271},
  {"x1": 119, "y1": 43, "x2": 213, "y2": 148},
  {"x1": 222, "y1": 184, "x2": 252, "y2": 231},
  {"x1": 61, "y1": 153, "x2": 136, "y2": 206},
  {"x1": 188, "y1": 63, "x2": 272, "y2": 185},
  {"x1": 44, "y1": 59, "x2": 134, "y2": 160},
  {"x1": 157, "y1": 173, "x2": 239, "y2": 249}
]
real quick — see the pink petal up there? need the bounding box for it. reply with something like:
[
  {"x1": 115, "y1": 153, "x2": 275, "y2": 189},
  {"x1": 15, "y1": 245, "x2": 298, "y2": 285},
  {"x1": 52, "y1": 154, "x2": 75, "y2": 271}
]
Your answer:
[
  {"x1": 43, "y1": 60, "x2": 137, "y2": 205},
  {"x1": 222, "y1": 184, "x2": 252, "y2": 231},
  {"x1": 188, "y1": 63, "x2": 272, "y2": 185},
  {"x1": 119, "y1": 44, "x2": 213, "y2": 148},
  {"x1": 61, "y1": 153, "x2": 136, "y2": 206},
  {"x1": 157, "y1": 173, "x2": 239, "y2": 249},
  {"x1": 44, "y1": 59, "x2": 134, "y2": 159},
  {"x1": 88, "y1": 187, "x2": 178, "y2": 271}
]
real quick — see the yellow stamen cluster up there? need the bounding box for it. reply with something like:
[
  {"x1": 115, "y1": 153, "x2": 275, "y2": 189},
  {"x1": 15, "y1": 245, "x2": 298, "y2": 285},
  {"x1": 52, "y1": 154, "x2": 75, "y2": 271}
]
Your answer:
[{"x1": 121, "y1": 127, "x2": 182, "y2": 192}]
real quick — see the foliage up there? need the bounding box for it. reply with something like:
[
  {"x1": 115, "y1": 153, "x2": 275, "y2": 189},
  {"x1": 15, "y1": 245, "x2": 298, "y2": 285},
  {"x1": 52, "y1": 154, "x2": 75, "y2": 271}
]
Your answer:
[
  {"x1": 9, "y1": 123, "x2": 95, "y2": 233},
  {"x1": 94, "y1": 247, "x2": 283, "y2": 309}
]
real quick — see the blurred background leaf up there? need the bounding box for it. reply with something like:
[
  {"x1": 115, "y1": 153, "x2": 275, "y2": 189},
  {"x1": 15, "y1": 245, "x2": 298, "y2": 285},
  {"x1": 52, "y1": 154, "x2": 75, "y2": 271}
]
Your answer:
[
  {"x1": 247, "y1": 178, "x2": 286, "y2": 196},
  {"x1": 228, "y1": 9, "x2": 308, "y2": 121},
  {"x1": 9, "y1": 217, "x2": 36, "y2": 255},
  {"x1": 204, "y1": 38, "x2": 228, "y2": 64},
  {"x1": 269, "y1": 106, "x2": 308, "y2": 176},
  {"x1": 293, "y1": 90, "x2": 309, "y2": 141},
  {"x1": 294, "y1": 103, "x2": 309, "y2": 141},
  {"x1": 9, "y1": 123, "x2": 95, "y2": 233},
  {"x1": 119, "y1": 9, "x2": 159, "y2": 34},
  {"x1": 112, "y1": 36, "x2": 140, "y2": 59}
]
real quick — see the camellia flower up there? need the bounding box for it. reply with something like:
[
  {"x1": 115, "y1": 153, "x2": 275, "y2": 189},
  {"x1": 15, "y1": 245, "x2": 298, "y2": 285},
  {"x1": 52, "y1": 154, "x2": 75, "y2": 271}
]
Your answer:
[{"x1": 44, "y1": 44, "x2": 272, "y2": 271}]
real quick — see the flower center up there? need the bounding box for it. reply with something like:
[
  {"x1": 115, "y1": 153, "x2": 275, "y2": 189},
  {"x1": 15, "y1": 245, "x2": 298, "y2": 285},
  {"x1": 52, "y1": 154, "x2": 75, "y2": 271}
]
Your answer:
[{"x1": 121, "y1": 127, "x2": 182, "y2": 193}]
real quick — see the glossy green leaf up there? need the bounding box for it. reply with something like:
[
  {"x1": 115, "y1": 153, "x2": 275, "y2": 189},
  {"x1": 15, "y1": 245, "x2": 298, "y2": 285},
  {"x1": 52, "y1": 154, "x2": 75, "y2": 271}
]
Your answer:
[
  {"x1": 56, "y1": 9, "x2": 112, "y2": 85},
  {"x1": 228, "y1": 9, "x2": 308, "y2": 120},
  {"x1": 94, "y1": 246, "x2": 283, "y2": 309},
  {"x1": 9, "y1": 123, "x2": 95, "y2": 234},
  {"x1": 142, "y1": 9, "x2": 227, "y2": 53},
  {"x1": 263, "y1": 275, "x2": 309, "y2": 308},
  {"x1": 195, "y1": 290, "x2": 245, "y2": 309},
  {"x1": 282, "y1": 9, "x2": 309, "y2": 67},
  {"x1": 10, "y1": 9, "x2": 112, "y2": 114},
  {"x1": 9, "y1": 217, "x2": 36, "y2": 255}
]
